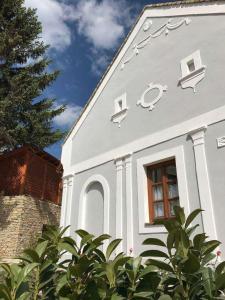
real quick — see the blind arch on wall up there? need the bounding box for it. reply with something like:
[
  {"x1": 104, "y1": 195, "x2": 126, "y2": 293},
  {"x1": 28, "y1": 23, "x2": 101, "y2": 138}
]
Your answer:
[{"x1": 78, "y1": 174, "x2": 110, "y2": 251}]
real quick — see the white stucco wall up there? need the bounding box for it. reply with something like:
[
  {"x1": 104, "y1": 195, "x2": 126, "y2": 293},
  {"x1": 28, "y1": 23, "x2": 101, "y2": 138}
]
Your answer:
[{"x1": 61, "y1": 2, "x2": 225, "y2": 255}]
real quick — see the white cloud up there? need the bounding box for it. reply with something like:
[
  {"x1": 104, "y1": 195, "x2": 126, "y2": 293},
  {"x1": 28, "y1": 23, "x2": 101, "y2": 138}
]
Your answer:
[
  {"x1": 24, "y1": 0, "x2": 75, "y2": 51},
  {"x1": 91, "y1": 54, "x2": 110, "y2": 75},
  {"x1": 54, "y1": 103, "x2": 82, "y2": 128},
  {"x1": 74, "y1": 0, "x2": 130, "y2": 50}
]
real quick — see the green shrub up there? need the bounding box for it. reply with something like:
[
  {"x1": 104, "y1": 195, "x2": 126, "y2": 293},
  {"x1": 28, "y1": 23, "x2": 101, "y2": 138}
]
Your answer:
[{"x1": 0, "y1": 207, "x2": 225, "y2": 299}]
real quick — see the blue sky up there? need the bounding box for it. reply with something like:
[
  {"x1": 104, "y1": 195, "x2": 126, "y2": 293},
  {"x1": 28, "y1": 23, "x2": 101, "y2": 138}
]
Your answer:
[{"x1": 24, "y1": 0, "x2": 175, "y2": 159}]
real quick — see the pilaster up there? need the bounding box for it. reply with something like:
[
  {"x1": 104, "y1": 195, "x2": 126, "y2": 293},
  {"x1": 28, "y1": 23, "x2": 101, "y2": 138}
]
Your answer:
[
  {"x1": 115, "y1": 158, "x2": 124, "y2": 253},
  {"x1": 124, "y1": 154, "x2": 134, "y2": 255},
  {"x1": 60, "y1": 174, "x2": 74, "y2": 236},
  {"x1": 189, "y1": 126, "x2": 217, "y2": 240}
]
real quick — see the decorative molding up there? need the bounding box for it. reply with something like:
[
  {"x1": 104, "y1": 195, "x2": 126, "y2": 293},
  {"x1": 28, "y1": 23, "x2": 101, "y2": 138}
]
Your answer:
[
  {"x1": 60, "y1": 174, "x2": 74, "y2": 236},
  {"x1": 136, "y1": 146, "x2": 190, "y2": 234},
  {"x1": 143, "y1": 20, "x2": 152, "y2": 32},
  {"x1": 189, "y1": 127, "x2": 217, "y2": 240},
  {"x1": 63, "y1": 105, "x2": 225, "y2": 177},
  {"x1": 115, "y1": 158, "x2": 124, "y2": 253},
  {"x1": 124, "y1": 154, "x2": 134, "y2": 255},
  {"x1": 217, "y1": 136, "x2": 225, "y2": 148},
  {"x1": 64, "y1": 3, "x2": 225, "y2": 144},
  {"x1": 121, "y1": 18, "x2": 191, "y2": 70},
  {"x1": 111, "y1": 93, "x2": 128, "y2": 127},
  {"x1": 111, "y1": 108, "x2": 128, "y2": 128},
  {"x1": 178, "y1": 50, "x2": 206, "y2": 93},
  {"x1": 60, "y1": 178, "x2": 68, "y2": 229},
  {"x1": 142, "y1": 3, "x2": 225, "y2": 17},
  {"x1": 189, "y1": 125, "x2": 207, "y2": 146},
  {"x1": 137, "y1": 83, "x2": 167, "y2": 111},
  {"x1": 78, "y1": 174, "x2": 110, "y2": 252}
]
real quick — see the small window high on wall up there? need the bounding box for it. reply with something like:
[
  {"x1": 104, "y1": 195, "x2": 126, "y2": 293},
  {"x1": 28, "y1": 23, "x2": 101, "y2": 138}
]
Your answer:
[{"x1": 147, "y1": 159, "x2": 179, "y2": 223}]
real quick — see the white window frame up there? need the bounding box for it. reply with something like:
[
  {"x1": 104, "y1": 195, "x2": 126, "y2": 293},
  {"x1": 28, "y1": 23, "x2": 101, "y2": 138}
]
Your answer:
[
  {"x1": 114, "y1": 93, "x2": 127, "y2": 114},
  {"x1": 137, "y1": 146, "x2": 190, "y2": 234},
  {"x1": 111, "y1": 93, "x2": 128, "y2": 128},
  {"x1": 180, "y1": 50, "x2": 203, "y2": 78}
]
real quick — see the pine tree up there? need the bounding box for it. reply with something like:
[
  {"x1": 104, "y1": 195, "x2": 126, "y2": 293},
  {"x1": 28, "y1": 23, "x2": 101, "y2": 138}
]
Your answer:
[{"x1": 0, "y1": 0, "x2": 66, "y2": 151}]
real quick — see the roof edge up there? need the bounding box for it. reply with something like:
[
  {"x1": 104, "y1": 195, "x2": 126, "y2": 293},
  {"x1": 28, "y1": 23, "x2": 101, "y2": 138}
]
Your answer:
[{"x1": 145, "y1": 0, "x2": 225, "y2": 9}]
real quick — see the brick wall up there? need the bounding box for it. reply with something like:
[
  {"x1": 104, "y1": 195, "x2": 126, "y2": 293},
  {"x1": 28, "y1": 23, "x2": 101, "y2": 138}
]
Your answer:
[{"x1": 0, "y1": 195, "x2": 61, "y2": 259}]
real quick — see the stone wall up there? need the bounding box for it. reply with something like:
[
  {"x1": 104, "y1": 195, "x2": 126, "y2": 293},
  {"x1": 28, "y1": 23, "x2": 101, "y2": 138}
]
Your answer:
[{"x1": 0, "y1": 195, "x2": 61, "y2": 259}]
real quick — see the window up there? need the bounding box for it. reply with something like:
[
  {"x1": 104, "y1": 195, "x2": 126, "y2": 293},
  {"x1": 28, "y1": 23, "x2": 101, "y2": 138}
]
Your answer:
[
  {"x1": 147, "y1": 159, "x2": 179, "y2": 223},
  {"x1": 178, "y1": 50, "x2": 206, "y2": 92},
  {"x1": 187, "y1": 59, "x2": 195, "y2": 73},
  {"x1": 111, "y1": 93, "x2": 128, "y2": 127},
  {"x1": 137, "y1": 146, "x2": 189, "y2": 233},
  {"x1": 114, "y1": 94, "x2": 126, "y2": 114}
]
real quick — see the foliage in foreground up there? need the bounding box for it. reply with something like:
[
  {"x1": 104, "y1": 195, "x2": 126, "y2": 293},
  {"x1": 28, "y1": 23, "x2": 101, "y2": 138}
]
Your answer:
[{"x1": 0, "y1": 207, "x2": 225, "y2": 299}]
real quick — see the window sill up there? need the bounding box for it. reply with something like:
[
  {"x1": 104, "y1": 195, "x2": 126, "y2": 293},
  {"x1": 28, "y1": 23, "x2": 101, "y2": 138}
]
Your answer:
[
  {"x1": 142, "y1": 223, "x2": 167, "y2": 234},
  {"x1": 178, "y1": 66, "x2": 206, "y2": 92},
  {"x1": 111, "y1": 107, "x2": 128, "y2": 127}
]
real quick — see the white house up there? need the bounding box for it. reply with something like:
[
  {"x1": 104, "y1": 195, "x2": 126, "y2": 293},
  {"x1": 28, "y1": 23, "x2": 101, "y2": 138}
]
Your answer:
[{"x1": 60, "y1": 0, "x2": 225, "y2": 255}]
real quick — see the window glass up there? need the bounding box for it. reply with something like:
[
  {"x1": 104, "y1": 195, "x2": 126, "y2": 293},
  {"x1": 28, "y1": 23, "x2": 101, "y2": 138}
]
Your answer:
[
  {"x1": 153, "y1": 185, "x2": 163, "y2": 201},
  {"x1": 166, "y1": 165, "x2": 177, "y2": 181},
  {"x1": 187, "y1": 59, "x2": 195, "y2": 72},
  {"x1": 168, "y1": 183, "x2": 179, "y2": 199},
  {"x1": 169, "y1": 199, "x2": 179, "y2": 216},
  {"x1": 151, "y1": 168, "x2": 161, "y2": 183},
  {"x1": 154, "y1": 202, "x2": 164, "y2": 218},
  {"x1": 147, "y1": 159, "x2": 179, "y2": 223}
]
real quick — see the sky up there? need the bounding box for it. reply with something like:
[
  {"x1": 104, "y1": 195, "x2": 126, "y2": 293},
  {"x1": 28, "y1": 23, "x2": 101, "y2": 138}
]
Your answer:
[{"x1": 24, "y1": 0, "x2": 175, "y2": 159}]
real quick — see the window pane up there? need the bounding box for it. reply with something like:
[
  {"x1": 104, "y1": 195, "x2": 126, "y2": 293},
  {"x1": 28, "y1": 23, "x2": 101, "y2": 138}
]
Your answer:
[
  {"x1": 187, "y1": 59, "x2": 195, "y2": 72},
  {"x1": 151, "y1": 168, "x2": 161, "y2": 183},
  {"x1": 169, "y1": 199, "x2": 179, "y2": 216},
  {"x1": 153, "y1": 185, "x2": 163, "y2": 201},
  {"x1": 154, "y1": 202, "x2": 164, "y2": 218},
  {"x1": 166, "y1": 165, "x2": 177, "y2": 181},
  {"x1": 168, "y1": 183, "x2": 179, "y2": 199}
]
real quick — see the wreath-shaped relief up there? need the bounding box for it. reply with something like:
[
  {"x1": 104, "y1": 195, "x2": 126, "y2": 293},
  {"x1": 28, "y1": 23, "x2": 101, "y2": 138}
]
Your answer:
[
  {"x1": 121, "y1": 18, "x2": 191, "y2": 70},
  {"x1": 137, "y1": 83, "x2": 168, "y2": 111}
]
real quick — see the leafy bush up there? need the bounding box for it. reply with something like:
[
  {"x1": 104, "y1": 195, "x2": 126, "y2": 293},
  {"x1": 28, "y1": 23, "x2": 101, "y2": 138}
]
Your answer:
[{"x1": 0, "y1": 207, "x2": 225, "y2": 299}]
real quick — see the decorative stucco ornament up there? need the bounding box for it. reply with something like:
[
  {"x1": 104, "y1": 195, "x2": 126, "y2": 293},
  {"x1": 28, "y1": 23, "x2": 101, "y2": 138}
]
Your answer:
[
  {"x1": 217, "y1": 136, "x2": 225, "y2": 148},
  {"x1": 111, "y1": 108, "x2": 128, "y2": 128},
  {"x1": 178, "y1": 50, "x2": 206, "y2": 93},
  {"x1": 137, "y1": 83, "x2": 168, "y2": 111},
  {"x1": 121, "y1": 18, "x2": 191, "y2": 70},
  {"x1": 143, "y1": 20, "x2": 153, "y2": 32},
  {"x1": 111, "y1": 93, "x2": 128, "y2": 128}
]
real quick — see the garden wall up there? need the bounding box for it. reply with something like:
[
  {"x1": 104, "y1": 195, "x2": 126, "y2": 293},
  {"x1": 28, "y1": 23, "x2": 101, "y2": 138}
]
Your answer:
[{"x1": 0, "y1": 195, "x2": 61, "y2": 259}]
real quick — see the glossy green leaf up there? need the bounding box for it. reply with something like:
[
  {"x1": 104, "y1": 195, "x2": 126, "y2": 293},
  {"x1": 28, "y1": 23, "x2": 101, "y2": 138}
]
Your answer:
[
  {"x1": 133, "y1": 291, "x2": 154, "y2": 299},
  {"x1": 106, "y1": 239, "x2": 122, "y2": 260},
  {"x1": 35, "y1": 240, "x2": 48, "y2": 257},
  {"x1": 92, "y1": 234, "x2": 111, "y2": 245},
  {"x1": 158, "y1": 295, "x2": 172, "y2": 300},
  {"x1": 58, "y1": 242, "x2": 78, "y2": 256},
  {"x1": 142, "y1": 238, "x2": 166, "y2": 247},
  {"x1": 193, "y1": 233, "x2": 207, "y2": 250},
  {"x1": 216, "y1": 273, "x2": 225, "y2": 290},
  {"x1": 140, "y1": 250, "x2": 169, "y2": 259},
  {"x1": 174, "y1": 206, "x2": 185, "y2": 225},
  {"x1": 185, "y1": 209, "x2": 202, "y2": 229},
  {"x1": 75, "y1": 229, "x2": 90, "y2": 238},
  {"x1": 182, "y1": 252, "x2": 200, "y2": 274},
  {"x1": 216, "y1": 261, "x2": 225, "y2": 275},
  {"x1": 201, "y1": 267, "x2": 214, "y2": 298},
  {"x1": 147, "y1": 259, "x2": 174, "y2": 273},
  {"x1": 202, "y1": 240, "x2": 221, "y2": 256}
]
